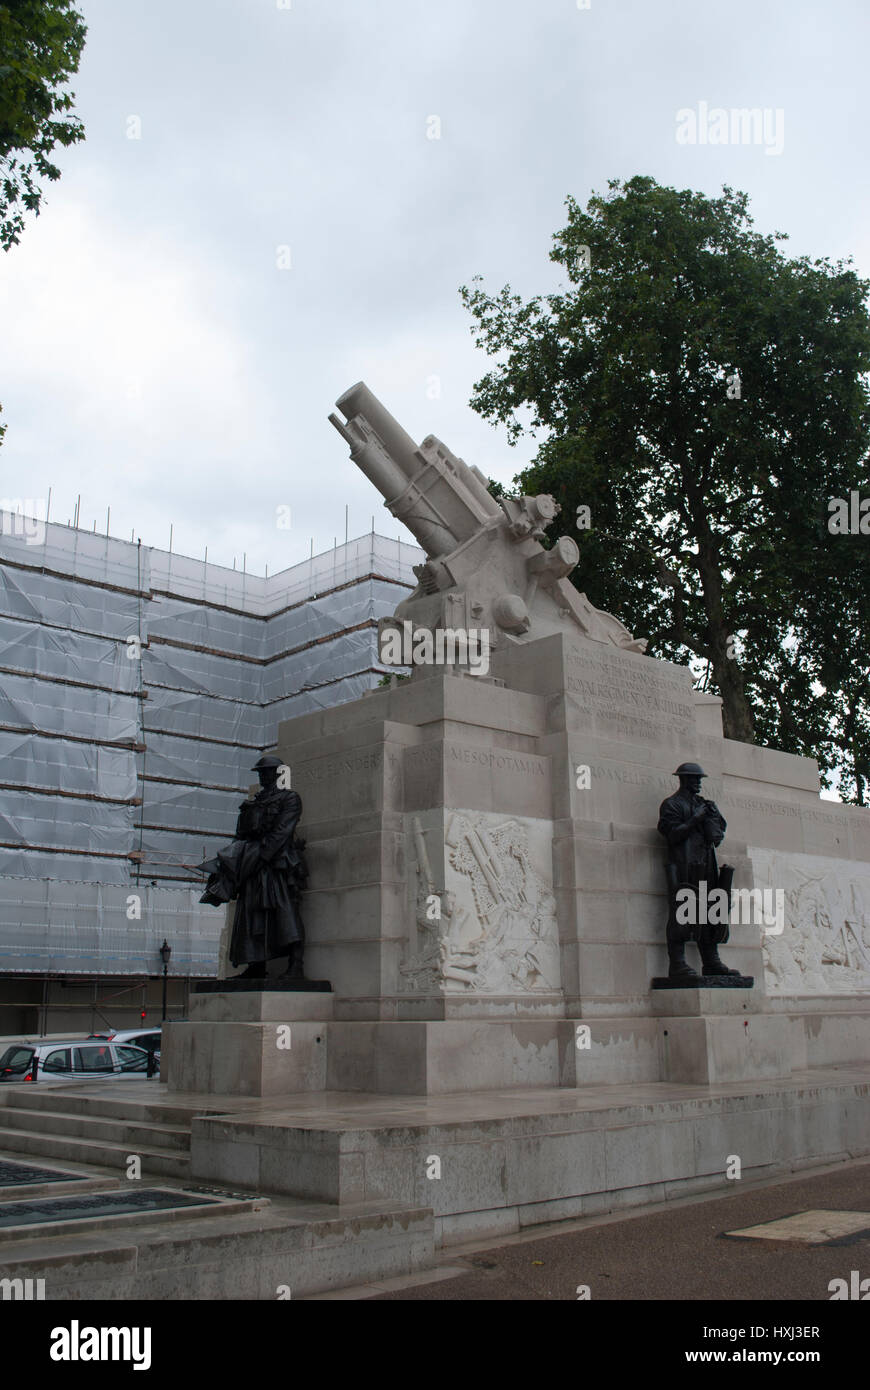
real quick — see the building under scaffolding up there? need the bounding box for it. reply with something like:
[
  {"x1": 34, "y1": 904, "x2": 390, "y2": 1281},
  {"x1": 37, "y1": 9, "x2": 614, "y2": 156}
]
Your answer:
[{"x1": 0, "y1": 512, "x2": 421, "y2": 1032}]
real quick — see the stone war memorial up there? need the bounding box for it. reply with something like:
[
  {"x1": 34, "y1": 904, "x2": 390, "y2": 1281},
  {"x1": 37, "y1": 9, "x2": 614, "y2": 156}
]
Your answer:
[
  {"x1": 10, "y1": 382, "x2": 861, "y2": 1301},
  {"x1": 156, "y1": 382, "x2": 870, "y2": 1293}
]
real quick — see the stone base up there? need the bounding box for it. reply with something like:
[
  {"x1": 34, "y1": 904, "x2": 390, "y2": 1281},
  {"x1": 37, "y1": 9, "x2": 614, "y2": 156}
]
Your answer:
[
  {"x1": 165, "y1": 1014, "x2": 574, "y2": 1096},
  {"x1": 650, "y1": 988, "x2": 759, "y2": 1017},
  {"x1": 165, "y1": 989, "x2": 798, "y2": 1094},
  {"x1": 3, "y1": 1065, "x2": 869, "y2": 1285},
  {"x1": 0, "y1": 1179, "x2": 433, "y2": 1300},
  {"x1": 187, "y1": 1068, "x2": 870, "y2": 1245},
  {"x1": 659, "y1": 1015, "x2": 792, "y2": 1083}
]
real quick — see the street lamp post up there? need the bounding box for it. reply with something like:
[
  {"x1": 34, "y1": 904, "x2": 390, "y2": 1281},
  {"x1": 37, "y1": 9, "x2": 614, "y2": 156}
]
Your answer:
[{"x1": 160, "y1": 939, "x2": 172, "y2": 1022}]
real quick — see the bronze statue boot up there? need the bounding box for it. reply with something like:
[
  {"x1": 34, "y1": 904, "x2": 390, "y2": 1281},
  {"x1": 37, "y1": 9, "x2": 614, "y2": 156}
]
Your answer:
[
  {"x1": 238, "y1": 962, "x2": 266, "y2": 980},
  {"x1": 284, "y1": 945, "x2": 304, "y2": 980},
  {"x1": 668, "y1": 943, "x2": 701, "y2": 982},
  {"x1": 701, "y1": 950, "x2": 741, "y2": 978}
]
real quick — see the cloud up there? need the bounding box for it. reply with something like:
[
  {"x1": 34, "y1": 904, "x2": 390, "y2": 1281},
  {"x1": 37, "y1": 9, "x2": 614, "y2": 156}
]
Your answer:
[{"x1": 1, "y1": 0, "x2": 868, "y2": 574}]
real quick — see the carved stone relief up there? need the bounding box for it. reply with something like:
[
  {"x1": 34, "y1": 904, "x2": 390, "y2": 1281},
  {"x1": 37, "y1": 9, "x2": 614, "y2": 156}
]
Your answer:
[
  {"x1": 399, "y1": 810, "x2": 559, "y2": 994},
  {"x1": 750, "y1": 847, "x2": 870, "y2": 995}
]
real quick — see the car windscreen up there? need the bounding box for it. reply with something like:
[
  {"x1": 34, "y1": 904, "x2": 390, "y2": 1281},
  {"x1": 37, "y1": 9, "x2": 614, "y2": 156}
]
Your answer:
[{"x1": 115, "y1": 1045, "x2": 149, "y2": 1072}]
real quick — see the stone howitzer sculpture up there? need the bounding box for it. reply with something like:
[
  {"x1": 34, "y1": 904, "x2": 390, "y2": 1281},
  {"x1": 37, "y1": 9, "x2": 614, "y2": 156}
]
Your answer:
[{"x1": 329, "y1": 382, "x2": 647, "y2": 656}]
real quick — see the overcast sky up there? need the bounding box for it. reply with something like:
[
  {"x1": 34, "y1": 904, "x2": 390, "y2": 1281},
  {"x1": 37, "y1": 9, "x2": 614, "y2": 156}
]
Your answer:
[{"x1": 1, "y1": 0, "x2": 868, "y2": 575}]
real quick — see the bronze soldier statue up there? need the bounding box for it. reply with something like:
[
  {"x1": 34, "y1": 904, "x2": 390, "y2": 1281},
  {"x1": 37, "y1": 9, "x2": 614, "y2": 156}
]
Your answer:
[
  {"x1": 657, "y1": 762, "x2": 737, "y2": 981},
  {"x1": 199, "y1": 755, "x2": 308, "y2": 980}
]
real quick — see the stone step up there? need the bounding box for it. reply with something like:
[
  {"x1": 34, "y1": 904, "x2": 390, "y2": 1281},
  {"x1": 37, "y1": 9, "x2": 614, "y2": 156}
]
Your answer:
[
  {"x1": 0, "y1": 1186, "x2": 268, "y2": 1247},
  {"x1": 0, "y1": 1105, "x2": 190, "y2": 1152},
  {"x1": 0, "y1": 1195, "x2": 435, "y2": 1299},
  {"x1": 0, "y1": 1157, "x2": 121, "y2": 1204},
  {"x1": 1, "y1": 1086, "x2": 209, "y2": 1127},
  {"x1": 0, "y1": 1126, "x2": 189, "y2": 1178}
]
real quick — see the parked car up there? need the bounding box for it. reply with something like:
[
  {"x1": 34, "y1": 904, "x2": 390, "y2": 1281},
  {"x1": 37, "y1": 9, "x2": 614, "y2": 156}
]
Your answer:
[
  {"x1": 0, "y1": 1039, "x2": 153, "y2": 1083},
  {"x1": 88, "y1": 1028, "x2": 161, "y2": 1063}
]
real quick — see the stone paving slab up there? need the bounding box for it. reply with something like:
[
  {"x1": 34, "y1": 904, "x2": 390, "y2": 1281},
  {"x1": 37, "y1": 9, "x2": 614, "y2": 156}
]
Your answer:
[{"x1": 725, "y1": 1209, "x2": 870, "y2": 1244}]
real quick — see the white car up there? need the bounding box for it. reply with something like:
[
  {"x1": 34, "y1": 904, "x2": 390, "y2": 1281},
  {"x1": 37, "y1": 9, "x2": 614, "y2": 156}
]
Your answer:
[{"x1": 0, "y1": 1039, "x2": 153, "y2": 1083}]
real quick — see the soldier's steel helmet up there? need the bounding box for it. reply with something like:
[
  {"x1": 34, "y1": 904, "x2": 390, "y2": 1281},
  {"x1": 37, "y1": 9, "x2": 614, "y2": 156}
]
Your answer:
[
  {"x1": 251, "y1": 755, "x2": 284, "y2": 771},
  {"x1": 673, "y1": 762, "x2": 707, "y2": 778}
]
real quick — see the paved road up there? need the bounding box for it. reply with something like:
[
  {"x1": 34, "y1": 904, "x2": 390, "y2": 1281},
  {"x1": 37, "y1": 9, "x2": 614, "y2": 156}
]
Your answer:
[{"x1": 367, "y1": 1159, "x2": 870, "y2": 1301}]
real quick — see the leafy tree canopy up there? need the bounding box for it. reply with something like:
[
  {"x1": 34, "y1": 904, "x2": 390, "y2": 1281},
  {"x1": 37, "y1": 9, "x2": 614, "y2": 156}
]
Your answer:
[
  {"x1": 461, "y1": 176, "x2": 870, "y2": 803},
  {"x1": 0, "y1": 0, "x2": 87, "y2": 251}
]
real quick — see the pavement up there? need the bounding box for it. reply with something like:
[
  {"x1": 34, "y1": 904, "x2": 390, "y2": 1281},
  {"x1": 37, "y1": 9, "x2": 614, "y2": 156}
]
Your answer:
[{"x1": 309, "y1": 1156, "x2": 870, "y2": 1301}]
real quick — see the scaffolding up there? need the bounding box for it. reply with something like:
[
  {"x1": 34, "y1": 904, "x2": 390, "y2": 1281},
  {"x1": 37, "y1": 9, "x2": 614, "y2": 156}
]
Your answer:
[{"x1": 0, "y1": 511, "x2": 421, "y2": 975}]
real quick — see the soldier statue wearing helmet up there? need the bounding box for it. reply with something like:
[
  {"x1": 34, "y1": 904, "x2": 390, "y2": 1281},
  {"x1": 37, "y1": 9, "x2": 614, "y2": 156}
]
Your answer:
[
  {"x1": 657, "y1": 763, "x2": 738, "y2": 981},
  {"x1": 198, "y1": 754, "x2": 308, "y2": 980}
]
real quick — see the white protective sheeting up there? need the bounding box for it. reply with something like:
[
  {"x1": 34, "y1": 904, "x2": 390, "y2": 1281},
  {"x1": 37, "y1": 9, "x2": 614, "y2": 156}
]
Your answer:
[
  {"x1": 0, "y1": 671, "x2": 140, "y2": 742},
  {"x1": 0, "y1": 517, "x2": 421, "y2": 973},
  {"x1": 0, "y1": 562, "x2": 140, "y2": 637},
  {"x1": 0, "y1": 877, "x2": 221, "y2": 974},
  {"x1": 0, "y1": 730, "x2": 136, "y2": 800}
]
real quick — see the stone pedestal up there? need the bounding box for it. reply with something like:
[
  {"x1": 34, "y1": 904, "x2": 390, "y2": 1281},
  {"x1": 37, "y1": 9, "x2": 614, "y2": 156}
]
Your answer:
[
  {"x1": 170, "y1": 629, "x2": 870, "y2": 1098},
  {"x1": 652, "y1": 985, "x2": 792, "y2": 1084},
  {"x1": 658, "y1": 1015, "x2": 793, "y2": 1084},
  {"x1": 163, "y1": 630, "x2": 870, "y2": 1239},
  {"x1": 164, "y1": 985, "x2": 798, "y2": 1096},
  {"x1": 265, "y1": 634, "x2": 785, "y2": 1025},
  {"x1": 163, "y1": 991, "x2": 332, "y2": 1097}
]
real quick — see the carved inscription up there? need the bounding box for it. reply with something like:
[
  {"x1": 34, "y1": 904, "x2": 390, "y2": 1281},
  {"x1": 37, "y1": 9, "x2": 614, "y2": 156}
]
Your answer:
[
  {"x1": 565, "y1": 648, "x2": 695, "y2": 737},
  {"x1": 731, "y1": 795, "x2": 848, "y2": 828},
  {"x1": 298, "y1": 752, "x2": 382, "y2": 783},
  {"x1": 404, "y1": 744, "x2": 546, "y2": 776},
  {"x1": 447, "y1": 746, "x2": 546, "y2": 776}
]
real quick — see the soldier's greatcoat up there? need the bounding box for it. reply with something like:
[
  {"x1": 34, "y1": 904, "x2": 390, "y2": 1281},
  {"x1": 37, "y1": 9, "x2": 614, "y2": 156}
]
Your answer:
[
  {"x1": 200, "y1": 786, "x2": 307, "y2": 966},
  {"x1": 229, "y1": 786, "x2": 306, "y2": 966}
]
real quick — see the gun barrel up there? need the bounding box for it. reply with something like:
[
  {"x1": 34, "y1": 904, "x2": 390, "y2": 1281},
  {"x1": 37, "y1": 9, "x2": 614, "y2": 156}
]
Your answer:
[
  {"x1": 331, "y1": 381, "x2": 489, "y2": 558},
  {"x1": 327, "y1": 413, "x2": 354, "y2": 447},
  {"x1": 336, "y1": 382, "x2": 420, "y2": 481}
]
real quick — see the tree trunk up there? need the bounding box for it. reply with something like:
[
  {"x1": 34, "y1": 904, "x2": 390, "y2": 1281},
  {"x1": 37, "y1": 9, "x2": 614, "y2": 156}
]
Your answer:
[{"x1": 681, "y1": 450, "x2": 756, "y2": 745}]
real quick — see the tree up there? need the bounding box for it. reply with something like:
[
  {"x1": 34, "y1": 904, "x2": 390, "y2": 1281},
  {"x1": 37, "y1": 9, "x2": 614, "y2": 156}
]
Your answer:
[
  {"x1": 0, "y1": 0, "x2": 87, "y2": 252},
  {"x1": 461, "y1": 176, "x2": 870, "y2": 802}
]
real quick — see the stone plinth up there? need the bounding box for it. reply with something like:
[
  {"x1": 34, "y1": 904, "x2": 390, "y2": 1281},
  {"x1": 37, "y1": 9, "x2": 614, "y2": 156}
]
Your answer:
[
  {"x1": 174, "y1": 632, "x2": 870, "y2": 1102},
  {"x1": 163, "y1": 992, "x2": 332, "y2": 1098},
  {"x1": 650, "y1": 987, "x2": 760, "y2": 1016},
  {"x1": 186, "y1": 1069, "x2": 870, "y2": 1244},
  {"x1": 272, "y1": 632, "x2": 833, "y2": 1023},
  {"x1": 165, "y1": 988, "x2": 797, "y2": 1096},
  {"x1": 189, "y1": 990, "x2": 335, "y2": 1023},
  {"x1": 658, "y1": 1015, "x2": 793, "y2": 1084}
]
